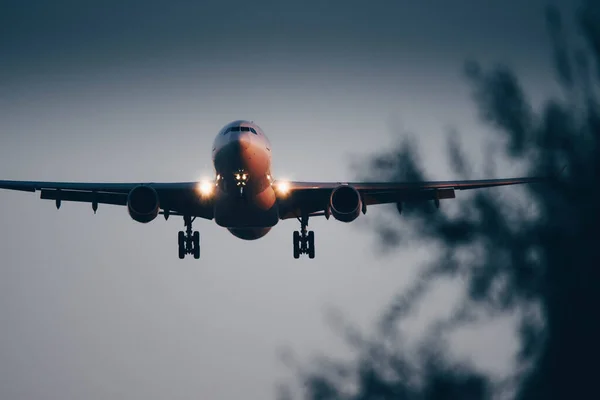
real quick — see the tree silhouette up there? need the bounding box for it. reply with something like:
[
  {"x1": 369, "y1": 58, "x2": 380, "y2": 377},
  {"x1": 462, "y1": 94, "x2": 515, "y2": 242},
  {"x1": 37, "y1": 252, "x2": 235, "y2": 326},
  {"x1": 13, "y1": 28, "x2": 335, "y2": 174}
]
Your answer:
[{"x1": 288, "y1": 1, "x2": 600, "y2": 399}]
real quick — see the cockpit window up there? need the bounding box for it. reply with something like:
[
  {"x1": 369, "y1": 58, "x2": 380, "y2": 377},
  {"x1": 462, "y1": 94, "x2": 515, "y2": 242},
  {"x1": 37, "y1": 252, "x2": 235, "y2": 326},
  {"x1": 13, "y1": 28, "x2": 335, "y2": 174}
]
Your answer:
[
  {"x1": 223, "y1": 126, "x2": 257, "y2": 134},
  {"x1": 223, "y1": 126, "x2": 240, "y2": 134}
]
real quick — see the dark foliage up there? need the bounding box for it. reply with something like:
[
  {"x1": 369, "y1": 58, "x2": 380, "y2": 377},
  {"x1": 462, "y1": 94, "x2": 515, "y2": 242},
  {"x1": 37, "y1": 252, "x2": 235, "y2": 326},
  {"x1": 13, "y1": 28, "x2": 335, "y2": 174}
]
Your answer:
[{"x1": 291, "y1": 1, "x2": 600, "y2": 399}]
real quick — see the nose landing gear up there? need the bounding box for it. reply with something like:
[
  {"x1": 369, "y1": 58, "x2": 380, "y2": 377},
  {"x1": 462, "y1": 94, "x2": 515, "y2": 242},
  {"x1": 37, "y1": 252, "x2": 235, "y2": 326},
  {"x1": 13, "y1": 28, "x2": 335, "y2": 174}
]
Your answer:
[
  {"x1": 178, "y1": 215, "x2": 200, "y2": 259},
  {"x1": 293, "y1": 214, "x2": 315, "y2": 259}
]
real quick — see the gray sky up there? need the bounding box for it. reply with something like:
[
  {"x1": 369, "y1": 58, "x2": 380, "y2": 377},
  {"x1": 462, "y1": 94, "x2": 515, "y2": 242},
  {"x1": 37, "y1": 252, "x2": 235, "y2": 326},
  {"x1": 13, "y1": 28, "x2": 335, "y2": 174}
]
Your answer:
[{"x1": 0, "y1": 1, "x2": 577, "y2": 399}]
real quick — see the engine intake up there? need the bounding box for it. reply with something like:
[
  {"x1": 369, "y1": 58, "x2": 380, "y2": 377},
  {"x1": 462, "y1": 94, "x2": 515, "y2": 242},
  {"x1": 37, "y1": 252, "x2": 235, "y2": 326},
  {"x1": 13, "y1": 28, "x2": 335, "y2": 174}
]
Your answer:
[
  {"x1": 329, "y1": 185, "x2": 362, "y2": 222},
  {"x1": 127, "y1": 185, "x2": 160, "y2": 223}
]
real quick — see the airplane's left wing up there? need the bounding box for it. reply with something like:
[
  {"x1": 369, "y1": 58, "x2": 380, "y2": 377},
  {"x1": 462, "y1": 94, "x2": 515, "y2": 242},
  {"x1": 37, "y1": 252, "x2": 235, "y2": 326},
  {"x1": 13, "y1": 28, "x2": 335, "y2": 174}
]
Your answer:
[
  {"x1": 276, "y1": 176, "x2": 546, "y2": 220},
  {"x1": 0, "y1": 180, "x2": 214, "y2": 220}
]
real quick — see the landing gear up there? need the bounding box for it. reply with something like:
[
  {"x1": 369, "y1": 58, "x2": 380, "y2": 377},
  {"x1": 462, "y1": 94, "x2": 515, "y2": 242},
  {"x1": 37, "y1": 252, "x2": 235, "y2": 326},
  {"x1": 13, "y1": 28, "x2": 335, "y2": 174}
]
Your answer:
[
  {"x1": 178, "y1": 216, "x2": 200, "y2": 259},
  {"x1": 293, "y1": 214, "x2": 315, "y2": 259}
]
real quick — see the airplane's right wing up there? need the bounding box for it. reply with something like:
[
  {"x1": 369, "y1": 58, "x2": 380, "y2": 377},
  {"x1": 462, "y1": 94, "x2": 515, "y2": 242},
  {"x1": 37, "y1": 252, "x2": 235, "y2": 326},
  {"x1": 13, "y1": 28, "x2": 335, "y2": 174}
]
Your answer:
[{"x1": 0, "y1": 180, "x2": 215, "y2": 220}]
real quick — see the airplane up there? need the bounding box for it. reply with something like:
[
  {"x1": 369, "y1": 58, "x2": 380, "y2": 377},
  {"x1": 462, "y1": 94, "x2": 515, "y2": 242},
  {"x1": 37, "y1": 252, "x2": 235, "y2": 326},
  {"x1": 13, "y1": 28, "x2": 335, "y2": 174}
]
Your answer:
[{"x1": 0, "y1": 120, "x2": 545, "y2": 259}]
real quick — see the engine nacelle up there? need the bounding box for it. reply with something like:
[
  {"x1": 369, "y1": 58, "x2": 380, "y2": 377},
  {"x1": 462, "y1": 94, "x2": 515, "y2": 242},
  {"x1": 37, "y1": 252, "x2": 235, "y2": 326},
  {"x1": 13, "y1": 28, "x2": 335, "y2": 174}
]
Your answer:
[
  {"x1": 329, "y1": 185, "x2": 362, "y2": 223},
  {"x1": 127, "y1": 185, "x2": 160, "y2": 223}
]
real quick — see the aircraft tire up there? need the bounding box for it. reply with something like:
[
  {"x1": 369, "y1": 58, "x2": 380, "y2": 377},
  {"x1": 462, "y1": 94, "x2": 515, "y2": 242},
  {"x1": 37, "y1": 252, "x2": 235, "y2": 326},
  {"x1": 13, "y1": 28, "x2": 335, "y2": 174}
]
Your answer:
[
  {"x1": 308, "y1": 231, "x2": 315, "y2": 259},
  {"x1": 178, "y1": 231, "x2": 185, "y2": 259},
  {"x1": 293, "y1": 231, "x2": 300, "y2": 259},
  {"x1": 193, "y1": 231, "x2": 200, "y2": 259}
]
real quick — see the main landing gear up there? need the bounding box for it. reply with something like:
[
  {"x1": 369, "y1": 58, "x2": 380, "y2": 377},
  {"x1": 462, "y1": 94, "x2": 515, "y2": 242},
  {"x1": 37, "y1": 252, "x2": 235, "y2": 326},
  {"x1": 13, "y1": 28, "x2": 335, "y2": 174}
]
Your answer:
[
  {"x1": 178, "y1": 216, "x2": 200, "y2": 259},
  {"x1": 293, "y1": 214, "x2": 315, "y2": 259}
]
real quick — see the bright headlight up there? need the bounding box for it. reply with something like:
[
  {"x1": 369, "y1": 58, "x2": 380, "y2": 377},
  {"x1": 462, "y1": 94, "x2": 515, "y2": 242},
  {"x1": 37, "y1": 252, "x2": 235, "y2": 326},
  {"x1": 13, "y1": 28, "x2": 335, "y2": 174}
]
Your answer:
[
  {"x1": 275, "y1": 181, "x2": 291, "y2": 196},
  {"x1": 197, "y1": 180, "x2": 215, "y2": 197}
]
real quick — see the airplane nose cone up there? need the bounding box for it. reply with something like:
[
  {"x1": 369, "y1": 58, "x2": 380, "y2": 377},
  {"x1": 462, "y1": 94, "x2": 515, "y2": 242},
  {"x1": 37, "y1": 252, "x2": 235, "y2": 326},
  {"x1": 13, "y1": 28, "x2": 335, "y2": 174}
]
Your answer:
[{"x1": 237, "y1": 132, "x2": 252, "y2": 150}]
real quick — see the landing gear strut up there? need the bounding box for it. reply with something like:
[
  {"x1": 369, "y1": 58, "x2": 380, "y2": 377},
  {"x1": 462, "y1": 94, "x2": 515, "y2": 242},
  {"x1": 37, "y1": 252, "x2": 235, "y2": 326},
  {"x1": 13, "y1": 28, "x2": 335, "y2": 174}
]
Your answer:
[
  {"x1": 178, "y1": 216, "x2": 200, "y2": 259},
  {"x1": 293, "y1": 213, "x2": 315, "y2": 259}
]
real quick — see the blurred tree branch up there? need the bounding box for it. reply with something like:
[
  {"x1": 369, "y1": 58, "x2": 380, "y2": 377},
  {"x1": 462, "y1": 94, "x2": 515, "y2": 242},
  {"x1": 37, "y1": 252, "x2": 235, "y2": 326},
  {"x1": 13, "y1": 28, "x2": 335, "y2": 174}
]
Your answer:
[{"x1": 283, "y1": 1, "x2": 600, "y2": 399}]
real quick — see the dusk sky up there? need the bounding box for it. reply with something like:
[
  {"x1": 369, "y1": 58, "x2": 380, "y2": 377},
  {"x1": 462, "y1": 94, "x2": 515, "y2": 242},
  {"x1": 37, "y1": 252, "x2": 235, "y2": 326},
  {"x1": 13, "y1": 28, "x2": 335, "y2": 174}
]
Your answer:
[{"x1": 0, "y1": 1, "x2": 578, "y2": 399}]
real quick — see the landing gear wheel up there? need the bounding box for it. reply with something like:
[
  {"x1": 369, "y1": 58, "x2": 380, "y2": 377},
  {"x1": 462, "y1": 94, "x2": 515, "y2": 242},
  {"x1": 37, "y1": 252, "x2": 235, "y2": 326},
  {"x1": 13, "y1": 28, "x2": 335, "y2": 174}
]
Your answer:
[
  {"x1": 307, "y1": 231, "x2": 315, "y2": 259},
  {"x1": 293, "y1": 231, "x2": 300, "y2": 259},
  {"x1": 178, "y1": 231, "x2": 185, "y2": 259},
  {"x1": 193, "y1": 231, "x2": 200, "y2": 259},
  {"x1": 178, "y1": 216, "x2": 201, "y2": 259},
  {"x1": 292, "y1": 213, "x2": 316, "y2": 259}
]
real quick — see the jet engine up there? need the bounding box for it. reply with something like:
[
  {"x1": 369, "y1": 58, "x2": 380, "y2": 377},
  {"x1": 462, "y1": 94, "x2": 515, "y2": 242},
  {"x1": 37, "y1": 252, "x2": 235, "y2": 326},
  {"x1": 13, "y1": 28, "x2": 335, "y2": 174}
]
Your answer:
[
  {"x1": 127, "y1": 185, "x2": 160, "y2": 223},
  {"x1": 329, "y1": 185, "x2": 362, "y2": 222}
]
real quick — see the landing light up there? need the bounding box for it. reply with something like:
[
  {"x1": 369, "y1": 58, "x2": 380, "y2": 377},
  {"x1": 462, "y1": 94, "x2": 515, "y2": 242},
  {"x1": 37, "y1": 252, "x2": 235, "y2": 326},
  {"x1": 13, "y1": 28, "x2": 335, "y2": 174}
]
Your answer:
[
  {"x1": 275, "y1": 181, "x2": 291, "y2": 196},
  {"x1": 197, "y1": 179, "x2": 215, "y2": 197}
]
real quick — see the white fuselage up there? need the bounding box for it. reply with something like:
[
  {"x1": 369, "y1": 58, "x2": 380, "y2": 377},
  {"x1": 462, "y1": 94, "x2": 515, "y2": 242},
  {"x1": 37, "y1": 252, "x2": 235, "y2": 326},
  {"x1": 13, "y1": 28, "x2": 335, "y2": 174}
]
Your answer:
[{"x1": 211, "y1": 120, "x2": 279, "y2": 240}]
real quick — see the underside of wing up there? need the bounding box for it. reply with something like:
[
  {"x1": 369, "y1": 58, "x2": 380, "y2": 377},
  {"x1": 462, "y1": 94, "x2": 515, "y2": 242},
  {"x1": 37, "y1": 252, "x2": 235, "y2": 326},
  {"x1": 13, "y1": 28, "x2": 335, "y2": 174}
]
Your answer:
[
  {"x1": 276, "y1": 176, "x2": 546, "y2": 220},
  {"x1": 0, "y1": 180, "x2": 214, "y2": 220}
]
